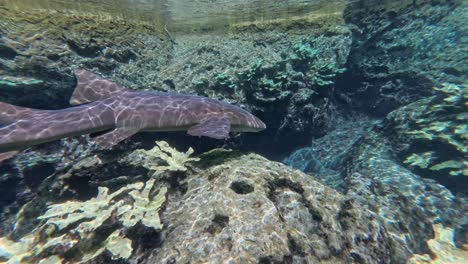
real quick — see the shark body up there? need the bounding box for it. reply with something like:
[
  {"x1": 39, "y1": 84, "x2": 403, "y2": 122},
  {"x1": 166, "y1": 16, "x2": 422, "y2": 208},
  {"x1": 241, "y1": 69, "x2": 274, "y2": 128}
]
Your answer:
[{"x1": 0, "y1": 69, "x2": 266, "y2": 160}]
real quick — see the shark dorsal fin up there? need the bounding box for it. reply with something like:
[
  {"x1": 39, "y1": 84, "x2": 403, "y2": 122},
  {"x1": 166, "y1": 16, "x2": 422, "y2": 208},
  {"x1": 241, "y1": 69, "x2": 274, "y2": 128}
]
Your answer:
[{"x1": 70, "y1": 68, "x2": 129, "y2": 105}]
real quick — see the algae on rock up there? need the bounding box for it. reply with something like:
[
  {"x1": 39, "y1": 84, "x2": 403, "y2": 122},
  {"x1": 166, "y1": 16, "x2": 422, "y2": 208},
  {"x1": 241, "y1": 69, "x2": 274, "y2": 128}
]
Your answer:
[
  {"x1": 408, "y1": 223, "x2": 468, "y2": 264},
  {"x1": 387, "y1": 83, "x2": 468, "y2": 178}
]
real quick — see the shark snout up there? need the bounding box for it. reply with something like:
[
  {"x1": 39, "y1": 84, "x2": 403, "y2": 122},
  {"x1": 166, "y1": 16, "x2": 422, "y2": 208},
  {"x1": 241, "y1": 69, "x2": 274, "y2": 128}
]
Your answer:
[{"x1": 252, "y1": 116, "x2": 266, "y2": 131}]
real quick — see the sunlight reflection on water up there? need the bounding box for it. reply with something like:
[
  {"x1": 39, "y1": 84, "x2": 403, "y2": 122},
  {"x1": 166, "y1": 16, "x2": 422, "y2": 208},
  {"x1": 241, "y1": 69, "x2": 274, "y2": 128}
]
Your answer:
[{"x1": 1, "y1": 0, "x2": 348, "y2": 32}]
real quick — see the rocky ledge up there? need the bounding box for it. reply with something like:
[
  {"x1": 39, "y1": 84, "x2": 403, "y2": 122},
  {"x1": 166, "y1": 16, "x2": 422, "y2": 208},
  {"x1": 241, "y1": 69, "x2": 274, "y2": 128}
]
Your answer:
[{"x1": 1, "y1": 142, "x2": 466, "y2": 263}]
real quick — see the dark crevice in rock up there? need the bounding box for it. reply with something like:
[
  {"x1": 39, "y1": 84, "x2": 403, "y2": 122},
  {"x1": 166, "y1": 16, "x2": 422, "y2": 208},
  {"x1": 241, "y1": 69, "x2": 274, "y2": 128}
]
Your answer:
[
  {"x1": 258, "y1": 255, "x2": 292, "y2": 264},
  {"x1": 22, "y1": 162, "x2": 55, "y2": 191},
  {"x1": 230, "y1": 180, "x2": 254, "y2": 194},
  {"x1": 0, "y1": 44, "x2": 17, "y2": 59},
  {"x1": 0, "y1": 166, "x2": 21, "y2": 210},
  {"x1": 66, "y1": 39, "x2": 102, "y2": 58},
  {"x1": 205, "y1": 214, "x2": 229, "y2": 236},
  {"x1": 287, "y1": 234, "x2": 305, "y2": 257},
  {"x1": 269, "y1": 178, "x2": 304, "y2": 194},
  {"x1": 165, "y1": 170, "x2": 188, "y2": 195},
  {"x1": 128, "y1": 224, "x2": 164, "y2": 250},
  {"x1": 64, "y1": 175, "x2": 96, "y2": 201},
  {"x1": 307, "y1": 207, "x2": 324, "y2": 223}
]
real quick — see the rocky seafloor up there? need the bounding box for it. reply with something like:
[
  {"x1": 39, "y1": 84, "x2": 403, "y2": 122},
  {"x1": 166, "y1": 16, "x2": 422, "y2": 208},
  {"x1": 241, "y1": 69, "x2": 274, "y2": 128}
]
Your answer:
[{"x1": 0, "y1": 0, "x2": 467, "y2": 263}]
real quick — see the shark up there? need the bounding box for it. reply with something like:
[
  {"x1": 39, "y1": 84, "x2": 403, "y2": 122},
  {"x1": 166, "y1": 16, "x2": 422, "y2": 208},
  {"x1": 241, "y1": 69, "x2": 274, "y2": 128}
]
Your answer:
[{"x1": 0, "y1": 69, "x2": 266, "y2": 162}]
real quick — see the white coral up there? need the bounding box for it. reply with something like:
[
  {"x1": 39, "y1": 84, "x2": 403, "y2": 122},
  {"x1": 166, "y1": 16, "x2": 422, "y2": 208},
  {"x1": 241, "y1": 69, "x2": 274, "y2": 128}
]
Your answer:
[{"x1": 136, "y1": 140, "x2": 200, "y2": 172}]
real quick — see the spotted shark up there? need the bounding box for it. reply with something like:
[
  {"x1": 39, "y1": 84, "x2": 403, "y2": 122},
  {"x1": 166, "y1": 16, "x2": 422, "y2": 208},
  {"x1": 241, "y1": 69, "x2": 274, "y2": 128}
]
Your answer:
[{"x1": 0, "y1": 69, "x2": 266, "y2": 162}]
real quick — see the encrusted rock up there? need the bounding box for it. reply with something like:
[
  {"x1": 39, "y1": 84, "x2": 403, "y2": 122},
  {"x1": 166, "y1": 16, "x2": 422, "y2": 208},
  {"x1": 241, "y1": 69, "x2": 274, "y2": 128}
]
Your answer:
[
  {"x1": 342, "y1": 130, "x2": 467, "y2": 263},
  {"x1": 144, "y1": 154, "x2": 390, "y2": 263}
]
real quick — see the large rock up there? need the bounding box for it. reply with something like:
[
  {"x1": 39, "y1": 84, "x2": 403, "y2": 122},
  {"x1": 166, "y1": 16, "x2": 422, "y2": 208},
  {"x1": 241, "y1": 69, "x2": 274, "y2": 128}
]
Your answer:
[
  {"x1": 2, "y1": 141, "x2": 466, "y2": 263},
  {"x1": 146, "y1": 153, "x2": 390, "y2": 263},
  {"x1": 341, "y1": 131, "x2": 467, "y2": 263},
  {"x1": 283, "y1": 115, "x2": 468, "y2": 262},
  {"x1": 1, "y1": 147, "x2": 391, "y2": 263}
]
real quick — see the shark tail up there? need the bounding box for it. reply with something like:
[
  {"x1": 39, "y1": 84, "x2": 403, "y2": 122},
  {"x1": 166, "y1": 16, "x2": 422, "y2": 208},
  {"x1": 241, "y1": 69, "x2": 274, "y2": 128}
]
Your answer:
[
  {"x1": 0, "y1": 101, "x2": 36, "y2": 125},
  {"x1": 0, "y1": 102, "x2": 36, "y2": 162}
]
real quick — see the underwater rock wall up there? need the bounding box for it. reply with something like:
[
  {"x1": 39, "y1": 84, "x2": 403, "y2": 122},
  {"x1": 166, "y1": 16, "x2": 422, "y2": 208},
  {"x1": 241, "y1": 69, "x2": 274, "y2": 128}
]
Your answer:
[
  {"x1": 144, "y1": 154, "x2": 391, "y2": 263},
  {"x1": 0, "y1": 1, "x2": 467, "y2": 263},
  {"x1": 0, "y1": 2, "x2": 171, "y2": 109},
  {"x1": 284, "y1": 115, "x2": 467, "y2": 262},
  {"x1": 339, "y1": 0, "x2": 467, "y2": 116},
  {"x1": 341, "y1": 128, "x2": 467, "y2": 263},
  {"x1": 383, "y1": 83, "x2": 467, "y2": 194}
]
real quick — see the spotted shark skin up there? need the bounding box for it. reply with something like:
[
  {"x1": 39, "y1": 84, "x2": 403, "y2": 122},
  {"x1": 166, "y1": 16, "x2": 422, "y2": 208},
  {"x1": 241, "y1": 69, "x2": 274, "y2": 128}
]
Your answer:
[{"x1": 0, "y1": 69, "x2": 266, "y2": 161}]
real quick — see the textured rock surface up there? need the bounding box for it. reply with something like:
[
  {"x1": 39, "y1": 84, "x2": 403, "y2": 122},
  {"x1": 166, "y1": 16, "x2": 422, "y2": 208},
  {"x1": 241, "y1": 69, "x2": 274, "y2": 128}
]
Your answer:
[
  {"x1": 1, "y1": 148, "x2": 392, "y2": 263},
  {"x1": 383, "y1": 83, "x2": 467, "y2": 194},
  {"x1": 284, "y1": 116, "x2": 378, "y2": 188},
  {"x1": 339, "y1": 0, "x2": 467, "y2": 116},
  {"x1": 0, "y1": 2, "x2": 170, "y2": 109},
  {"x1": 283, "y1": 115, "x2": 468, "y2": 262},
  {"x1": 142, "y1": 153, "x2": 390, "y2": 263},
  {"x1": 341, "y1": 131, "x2": 467, "y2": 263},
  {"x1": 1, "y1": 141, "x2": 466, "y2": 263}
]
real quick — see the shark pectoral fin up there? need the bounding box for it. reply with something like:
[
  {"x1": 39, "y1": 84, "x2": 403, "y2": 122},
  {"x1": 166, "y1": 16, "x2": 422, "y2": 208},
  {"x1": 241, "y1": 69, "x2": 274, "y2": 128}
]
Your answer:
[
  {"x1": 187, "y1": 117, "x2": 231, "y2": 139},
  {"x1": 93, "y1": 127, "x2": 139, "y2": 149},
  {"x1": 0, "y1": 151, "x2": 19, "y2": 163}
]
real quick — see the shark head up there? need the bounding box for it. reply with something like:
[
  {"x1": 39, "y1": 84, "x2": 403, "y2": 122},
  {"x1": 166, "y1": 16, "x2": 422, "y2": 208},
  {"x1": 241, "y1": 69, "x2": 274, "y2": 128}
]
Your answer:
[
  {"x1": 218, "y1": 102, "x2": 266, "y2": 133},
  {"x1": 232, "y1": 113, "x2": 266, "y2": 132}
]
